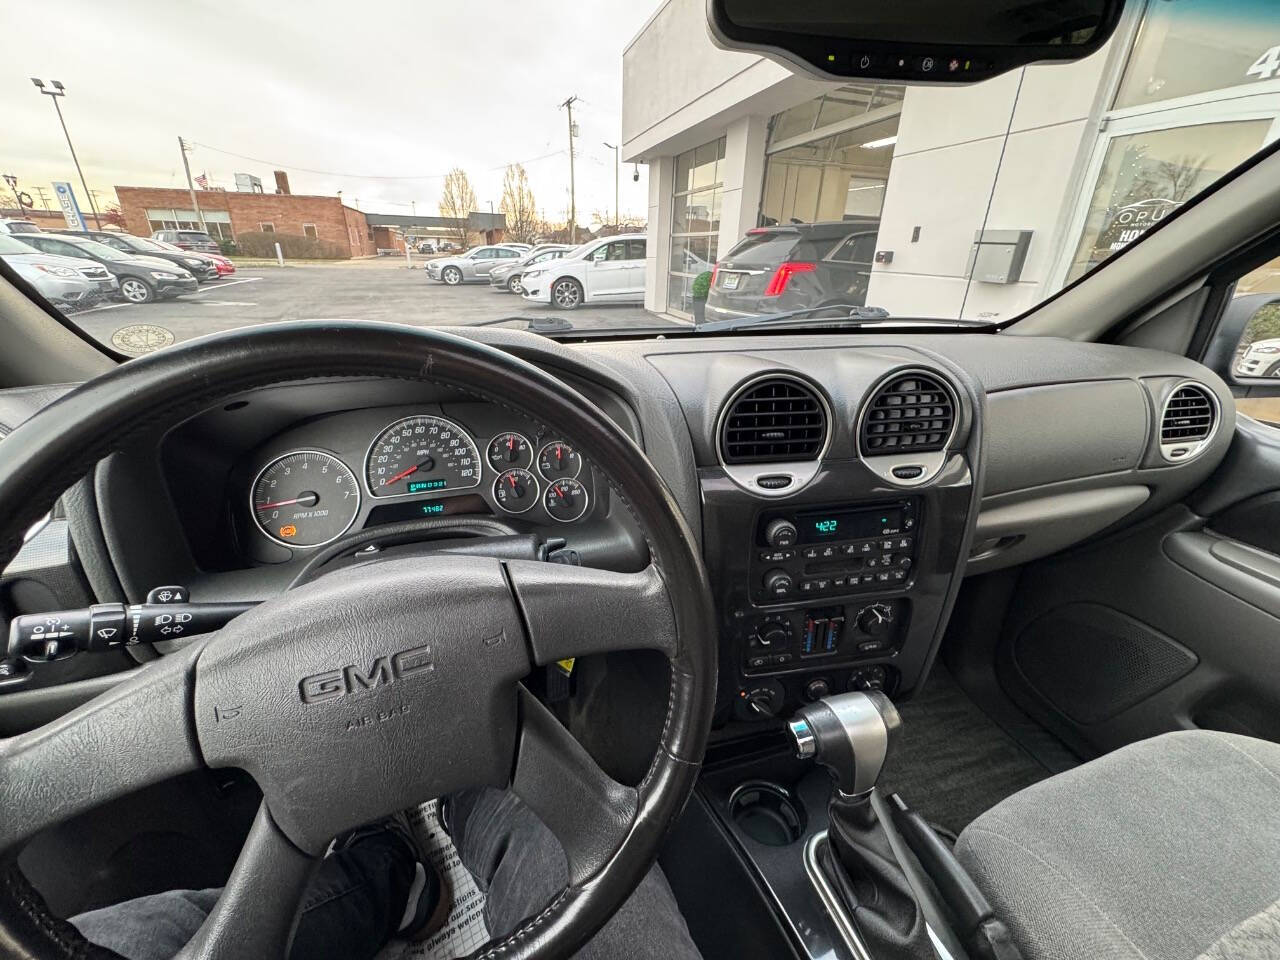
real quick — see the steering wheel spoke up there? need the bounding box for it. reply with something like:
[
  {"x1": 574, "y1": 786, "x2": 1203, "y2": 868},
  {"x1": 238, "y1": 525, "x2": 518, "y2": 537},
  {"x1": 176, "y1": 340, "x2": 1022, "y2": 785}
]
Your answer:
[
  {"x1": 505, "y1": 561, "x2": 676, "y2": 664},
  {"x1": 0, "y1": 640, "x2": 206, "y2": 856},
  {"x1": 511, "y1": 687, "x2": 638, "y2": 886},
  {"x1": 173, "y1": 802, "x2": 319, "y2": 960}
]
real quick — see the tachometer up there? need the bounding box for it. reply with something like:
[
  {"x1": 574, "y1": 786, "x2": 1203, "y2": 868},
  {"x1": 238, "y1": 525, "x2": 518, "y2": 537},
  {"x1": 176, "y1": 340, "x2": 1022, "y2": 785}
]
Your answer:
[
  {"x1": 251, "y1": 450, "x2": 360, "y2": 548},
  {"x1": 366, "y1": 415, "x2": 481, "y2": 498}
]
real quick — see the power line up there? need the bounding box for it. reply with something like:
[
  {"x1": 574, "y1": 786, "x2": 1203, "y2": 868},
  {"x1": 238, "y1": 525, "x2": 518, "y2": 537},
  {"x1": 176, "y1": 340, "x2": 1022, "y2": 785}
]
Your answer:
[{"x1": 185, "y1": 142, "x2": 568, "y2": 181}]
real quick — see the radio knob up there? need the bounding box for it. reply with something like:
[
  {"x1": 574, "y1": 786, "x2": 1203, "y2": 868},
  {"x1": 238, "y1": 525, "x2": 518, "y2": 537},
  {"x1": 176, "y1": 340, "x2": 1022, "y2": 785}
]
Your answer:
[
  {"x1": 803, "y1": 677, "x2": 831, "y2": 702},
  {"x1": 764, "y1": 519, "x2": 798, "y2": 548},
  {"x1": 762, "y1": 569, "x2": 794, "y2": 597}
]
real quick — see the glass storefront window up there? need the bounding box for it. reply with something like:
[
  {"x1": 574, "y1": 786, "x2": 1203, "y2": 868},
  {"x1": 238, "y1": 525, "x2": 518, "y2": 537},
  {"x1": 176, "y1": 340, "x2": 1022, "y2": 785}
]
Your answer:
[
  {"x1": 669, "y1": 137, "x2": 726, "y2": 316},
  {"x1": 1065, "y1": 118, "x2": 1269, "y2": 283},
  {"x1": 761, "y1": 115, "x2": 897, "y2": 226},
  {"x1": 1116, "y1": 0, "x2": 1280, "y2": 110}
]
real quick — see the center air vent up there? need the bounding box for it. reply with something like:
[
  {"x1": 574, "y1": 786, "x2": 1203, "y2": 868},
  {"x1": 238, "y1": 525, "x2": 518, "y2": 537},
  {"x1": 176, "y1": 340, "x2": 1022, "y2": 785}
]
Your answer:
[
  {"x1": 719, "y1": 376, "x2": 828, "y2": 465},
  {"x1": 1160, "y1": 382, "x2": 1217, "y2": 461},
  {"x1": 860, "y1": 371, "x2": 955, "y2": 457}
]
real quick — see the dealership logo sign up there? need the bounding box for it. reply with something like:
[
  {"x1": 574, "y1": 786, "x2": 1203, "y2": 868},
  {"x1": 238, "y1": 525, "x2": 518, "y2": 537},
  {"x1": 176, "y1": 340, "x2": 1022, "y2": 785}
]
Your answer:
[
  {"x1": 299, "y1": 644, "x2": 434, "y2": 703},
  {"x1": 1101, "y1": 198, "x2": 1182, "y2": 252}
]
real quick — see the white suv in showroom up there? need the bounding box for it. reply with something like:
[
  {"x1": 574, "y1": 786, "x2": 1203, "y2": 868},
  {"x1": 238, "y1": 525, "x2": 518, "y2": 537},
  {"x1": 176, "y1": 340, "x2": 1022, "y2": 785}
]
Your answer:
[{"x1": 520, "y1": 234, "x2": 646, "y2": 309}]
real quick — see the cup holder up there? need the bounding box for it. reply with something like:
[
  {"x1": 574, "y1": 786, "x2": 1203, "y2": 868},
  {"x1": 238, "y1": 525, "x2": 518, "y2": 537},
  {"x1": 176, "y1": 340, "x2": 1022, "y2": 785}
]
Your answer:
[{"x1": 728, "y1": 780, "x2": 806, "y2": 846}]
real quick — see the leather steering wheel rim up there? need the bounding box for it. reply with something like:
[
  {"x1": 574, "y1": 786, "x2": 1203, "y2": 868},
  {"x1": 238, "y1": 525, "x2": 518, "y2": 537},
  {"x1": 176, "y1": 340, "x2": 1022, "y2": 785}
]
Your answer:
[{"x1": 0, "y1": 322, "x2": 717, "y2": 960}]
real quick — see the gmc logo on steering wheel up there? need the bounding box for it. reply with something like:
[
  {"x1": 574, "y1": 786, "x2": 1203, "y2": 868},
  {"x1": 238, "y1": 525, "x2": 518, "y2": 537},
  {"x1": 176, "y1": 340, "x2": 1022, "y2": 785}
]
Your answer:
[{"x1": 298, "y1": 644, "x2": 435, "y2": 704}]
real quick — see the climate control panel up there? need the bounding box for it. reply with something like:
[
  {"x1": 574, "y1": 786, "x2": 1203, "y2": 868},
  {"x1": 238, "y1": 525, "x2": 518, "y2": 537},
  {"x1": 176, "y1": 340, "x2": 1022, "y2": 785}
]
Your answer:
[{"x1": 741, "y1": 599, "x2": 904, "y2": 673}]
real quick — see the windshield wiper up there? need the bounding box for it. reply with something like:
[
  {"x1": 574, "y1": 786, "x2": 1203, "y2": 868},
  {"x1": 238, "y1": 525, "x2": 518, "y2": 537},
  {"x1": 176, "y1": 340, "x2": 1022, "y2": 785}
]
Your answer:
[{"x1": 696, "y1": 304, "x2": 994, "y2": 333}]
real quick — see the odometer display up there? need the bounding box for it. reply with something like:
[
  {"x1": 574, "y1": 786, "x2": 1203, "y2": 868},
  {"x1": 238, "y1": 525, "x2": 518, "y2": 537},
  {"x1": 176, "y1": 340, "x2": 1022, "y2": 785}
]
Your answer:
[
  {"x1": 366, "y1": 416, "x2": 481, "y2": 498},
  {"x1": 251, "y1": 450, "x2": 360, "y2": 548}
]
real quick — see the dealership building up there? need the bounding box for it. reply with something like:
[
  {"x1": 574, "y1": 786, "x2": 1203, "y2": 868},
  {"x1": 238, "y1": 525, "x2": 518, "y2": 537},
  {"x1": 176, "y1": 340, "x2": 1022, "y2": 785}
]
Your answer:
[{"x1": 623, "y1": 0, "x2": 1280, "y2": 320}]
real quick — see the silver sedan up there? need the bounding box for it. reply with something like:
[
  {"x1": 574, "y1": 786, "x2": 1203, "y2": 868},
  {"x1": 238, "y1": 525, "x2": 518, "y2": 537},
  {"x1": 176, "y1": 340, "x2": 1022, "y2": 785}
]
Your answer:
[{"x1": 425, "y1": 244, "x2": 527, "y2": 285}]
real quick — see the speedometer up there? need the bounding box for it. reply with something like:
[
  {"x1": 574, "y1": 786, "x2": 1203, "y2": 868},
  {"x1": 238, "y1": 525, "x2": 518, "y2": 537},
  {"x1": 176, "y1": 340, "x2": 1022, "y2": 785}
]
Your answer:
[{"x1": 365, "y1": 415, "x2": 481, "y2": 498}]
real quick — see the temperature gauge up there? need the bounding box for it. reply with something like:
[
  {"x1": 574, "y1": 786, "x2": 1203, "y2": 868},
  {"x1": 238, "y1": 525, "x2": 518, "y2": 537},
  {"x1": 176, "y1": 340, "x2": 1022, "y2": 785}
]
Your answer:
[
  {"x1": 493, "y1": 468, "x2": 538, "y2": 514},
  {"x1": 544, "y1": 478, "x2": 589, "y2": 523},
  {"x1": 487, "y1": 432, "x2": 532, "y2": 470},
  {"x1": 537, "y1": 440, "x2": 582, "y2": 481}
]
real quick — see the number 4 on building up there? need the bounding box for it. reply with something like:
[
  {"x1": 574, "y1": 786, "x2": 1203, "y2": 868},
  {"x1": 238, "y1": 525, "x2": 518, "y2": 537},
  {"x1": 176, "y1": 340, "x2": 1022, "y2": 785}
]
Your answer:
[{"x1": 1246, "y1": 46, "x2": 1280, "y2": 81}]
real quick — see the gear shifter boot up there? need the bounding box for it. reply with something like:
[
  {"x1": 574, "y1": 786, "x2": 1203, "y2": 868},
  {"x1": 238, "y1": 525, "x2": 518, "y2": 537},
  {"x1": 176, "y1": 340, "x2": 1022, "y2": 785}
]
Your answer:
[{"x1": 790, "y1": 692, "x2": 934, "y2": 960}]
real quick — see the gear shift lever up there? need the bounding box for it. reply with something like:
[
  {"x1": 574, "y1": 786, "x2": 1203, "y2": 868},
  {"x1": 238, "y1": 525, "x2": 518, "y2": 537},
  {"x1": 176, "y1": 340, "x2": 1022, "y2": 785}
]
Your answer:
[
  {"x1": 789, "y1": 690, "x2": 900, "y2": 798},
  {"x1": 789, "y1": 691, "x2": 933, "y2": 959}
]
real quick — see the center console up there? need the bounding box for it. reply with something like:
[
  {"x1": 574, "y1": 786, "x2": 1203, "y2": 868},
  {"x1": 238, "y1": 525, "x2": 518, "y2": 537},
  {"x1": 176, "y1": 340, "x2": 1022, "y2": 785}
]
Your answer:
[{"x1": 646, "y1": 350, "x2": 981, "y2": 726}]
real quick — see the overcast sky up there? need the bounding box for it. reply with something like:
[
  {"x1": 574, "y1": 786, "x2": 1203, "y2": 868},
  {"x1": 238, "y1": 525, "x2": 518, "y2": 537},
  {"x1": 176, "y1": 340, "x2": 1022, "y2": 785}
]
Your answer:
[{"x1": 3, "y1": 0, "x2": 657, "y2": 225}]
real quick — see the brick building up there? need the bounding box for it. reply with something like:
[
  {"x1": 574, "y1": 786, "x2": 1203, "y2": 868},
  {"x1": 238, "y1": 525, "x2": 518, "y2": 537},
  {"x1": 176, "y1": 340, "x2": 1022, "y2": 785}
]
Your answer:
[{"x1": 114, "y1": 186, "x2": 380, "y2": 257}]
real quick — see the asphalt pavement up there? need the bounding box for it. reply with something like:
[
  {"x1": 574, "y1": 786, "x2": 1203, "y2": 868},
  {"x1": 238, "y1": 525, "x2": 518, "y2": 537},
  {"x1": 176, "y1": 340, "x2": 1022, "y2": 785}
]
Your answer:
[{"x1": 66, "y1": 259, "x2": 683, "y2": 355}]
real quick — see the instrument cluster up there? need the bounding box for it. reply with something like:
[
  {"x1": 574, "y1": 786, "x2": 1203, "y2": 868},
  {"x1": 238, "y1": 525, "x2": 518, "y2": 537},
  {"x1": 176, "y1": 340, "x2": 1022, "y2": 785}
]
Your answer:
[{"x1": 247, "y1": 409, "x2": 594, "y2": 551}]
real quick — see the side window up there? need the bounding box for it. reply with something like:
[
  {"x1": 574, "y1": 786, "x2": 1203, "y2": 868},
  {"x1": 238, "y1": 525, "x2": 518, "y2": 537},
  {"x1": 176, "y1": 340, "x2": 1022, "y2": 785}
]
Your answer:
[
  {"x1": 102, "y1": 236, "x2": 130, "y2": 252},
  {"x1": 472, "y1": 247, "x2": 495, "y2": 259},
  {"x1": 589, "y1": 244, "x2": 609, "y2": 263},
  {"x1": 499, "y1": 248, "x2": 520, "y2": 259},
  {"x1": 46, "y1": 240, "x2": 79, "y2": 258},
  {"x1": 627, "y1": 239, "x2": 646, "y2": 260},
  {"x1": 829, "y1": 233, "x2": 876, "y2": 264},
  {"x1": 605, "y1": 241, "x2": 628, "y2": 261}
]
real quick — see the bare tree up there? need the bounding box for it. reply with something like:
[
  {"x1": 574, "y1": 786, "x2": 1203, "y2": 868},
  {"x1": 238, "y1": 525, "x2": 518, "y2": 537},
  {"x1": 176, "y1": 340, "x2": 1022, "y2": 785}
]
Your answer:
[
  {"x1": 439, "y1": 168, "x2": 477, "y2": 248},
  {"x1": 590, "y1": 210, "x2": 647, "y2": 236},
  {"x1": 500, "y1": 164, "x2": 540, "y2": 244}
]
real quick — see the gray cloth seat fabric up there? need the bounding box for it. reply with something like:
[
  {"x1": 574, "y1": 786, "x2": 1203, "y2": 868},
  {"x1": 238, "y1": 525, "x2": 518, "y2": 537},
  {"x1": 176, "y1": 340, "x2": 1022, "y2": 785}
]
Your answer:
[{"x1": 955, "y1": 730, "x2": 1280, "y2": 960}]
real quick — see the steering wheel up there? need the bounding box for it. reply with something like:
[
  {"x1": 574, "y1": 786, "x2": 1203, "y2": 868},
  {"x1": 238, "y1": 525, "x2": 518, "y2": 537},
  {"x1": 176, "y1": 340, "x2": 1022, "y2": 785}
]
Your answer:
[{"x1": 0, "y1": 323, "x2": 716, "y2": 960}]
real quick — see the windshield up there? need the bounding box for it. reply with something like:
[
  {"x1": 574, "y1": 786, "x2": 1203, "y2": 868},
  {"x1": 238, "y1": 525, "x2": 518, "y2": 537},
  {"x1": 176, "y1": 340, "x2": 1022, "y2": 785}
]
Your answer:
[
  {"x1": 54, "y1": 237, "x2": 132, "y2": 262},
  {"x1": 5, "y1": 0, "x2": 1280, "y2": 353},
  {"x1": 122, "y1": 236, "x2": 174, "y2": 255}
]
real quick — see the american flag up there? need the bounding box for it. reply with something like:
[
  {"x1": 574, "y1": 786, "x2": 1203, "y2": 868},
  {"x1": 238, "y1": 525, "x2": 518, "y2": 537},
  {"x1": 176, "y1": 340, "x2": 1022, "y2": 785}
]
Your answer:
[{"x1": 195, "y1": 173, "x2": 208, "y2": 189}]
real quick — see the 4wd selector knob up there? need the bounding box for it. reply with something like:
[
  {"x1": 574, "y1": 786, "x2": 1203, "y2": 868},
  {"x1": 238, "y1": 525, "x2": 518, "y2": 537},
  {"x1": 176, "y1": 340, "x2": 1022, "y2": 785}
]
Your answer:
[
  {"x1": 764, "y1": 519, "x2": 798, "y2": 548},
  {"x1": 762, "y1": 568, "x2": 794, "y2": 598}
]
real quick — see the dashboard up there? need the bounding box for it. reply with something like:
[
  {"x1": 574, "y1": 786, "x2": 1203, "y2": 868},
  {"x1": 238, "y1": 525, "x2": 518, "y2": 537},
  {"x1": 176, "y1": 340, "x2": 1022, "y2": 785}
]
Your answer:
[{"x1": 0, "y1": 328, "x2": 1237, "y2": 729}]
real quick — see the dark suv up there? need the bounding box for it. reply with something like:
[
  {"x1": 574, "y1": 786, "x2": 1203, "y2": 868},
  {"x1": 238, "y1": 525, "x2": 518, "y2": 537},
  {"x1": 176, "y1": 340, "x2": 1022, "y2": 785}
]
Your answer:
[{"x1": 703, "y1": 220, "x2": 879, "y2": 326}]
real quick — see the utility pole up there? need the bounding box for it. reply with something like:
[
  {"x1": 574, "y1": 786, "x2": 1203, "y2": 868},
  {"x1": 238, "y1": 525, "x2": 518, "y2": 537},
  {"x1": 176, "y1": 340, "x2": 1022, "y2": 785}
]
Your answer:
[
  {"x1": 603, "y1": 141, "x2": 619, "y2": 231},
  {"x1": 559, "y1": 95, "x2": 578, "y2": 245},
  {"x1": 178, "y1": 137, "x2": 208, "y2": 232},
  {"x1": 31, "y1": 79, "x2": 101, "y2": 229},
  {"x1": 34, "y1": 185, "x2": 52, "y2": 212}
]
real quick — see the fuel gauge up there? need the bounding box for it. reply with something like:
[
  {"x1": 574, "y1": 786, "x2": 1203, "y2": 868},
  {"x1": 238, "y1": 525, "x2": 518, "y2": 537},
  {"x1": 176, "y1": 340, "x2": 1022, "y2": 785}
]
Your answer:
[
  {"x1": 493, "y1": 468, "x2": 538, "y2": 514},
  {"x1": 544, "y1": 478, "x2": 589, "y2": 523}
]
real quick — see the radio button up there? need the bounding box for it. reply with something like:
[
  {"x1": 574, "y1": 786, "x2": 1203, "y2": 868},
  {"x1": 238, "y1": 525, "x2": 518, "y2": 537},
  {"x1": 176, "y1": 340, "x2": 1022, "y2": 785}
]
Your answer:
[{"x1": 802, "y1": 547, "x2": 819, "y2": 559}]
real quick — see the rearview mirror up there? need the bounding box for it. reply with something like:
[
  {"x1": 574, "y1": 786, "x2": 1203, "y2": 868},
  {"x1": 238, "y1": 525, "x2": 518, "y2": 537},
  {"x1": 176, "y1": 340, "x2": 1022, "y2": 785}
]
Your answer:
[{"x1": 707, "y1": 0, "x2": 1125, "y2": 84}]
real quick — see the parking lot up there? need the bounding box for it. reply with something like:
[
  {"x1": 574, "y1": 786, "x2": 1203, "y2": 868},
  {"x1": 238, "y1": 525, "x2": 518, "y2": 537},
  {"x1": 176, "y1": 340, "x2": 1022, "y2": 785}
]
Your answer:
[{"x1": 67, "y1": 259, "x2": 683, "y2": 354}]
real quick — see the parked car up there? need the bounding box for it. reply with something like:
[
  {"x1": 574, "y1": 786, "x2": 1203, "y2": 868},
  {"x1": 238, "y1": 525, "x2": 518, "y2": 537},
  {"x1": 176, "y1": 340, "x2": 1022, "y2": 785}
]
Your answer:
[
  {"x1": 520, "y1": 234, "x2": 646, "y2": 309},
  {"x1": 0, "y1": 219, "x2": 42, "y2": 236},
  {"x1": 150, "y1": 229, "x2": 221, "y2": 254},
  {"x1": 489, "y1": 244, "x2": 571, "y2": 294},
  {"x1": 0, "y1": 233, "x2": 117, "y2": 308},
  {"x1": 1238, "y1": 336, "x2": 1280, "y2": 377},
  {"x1": 17, "y1": 233, "x2": 198, "y2": 303},
  {"x1": 416, "y1": 240, "x2": 436, "y2": 254},
  {"x1": 151, "y1": 240, "x2": 236, "y2": 277},
  {"x1": 58, "y1": 230, "x2": 220, "y2": 282},
  {"x1": 703, "y1": 220, "x2": 879, "y2": 326},
  {"x1": 425, "y1": 244, "x2": 527, "y2": 285}
]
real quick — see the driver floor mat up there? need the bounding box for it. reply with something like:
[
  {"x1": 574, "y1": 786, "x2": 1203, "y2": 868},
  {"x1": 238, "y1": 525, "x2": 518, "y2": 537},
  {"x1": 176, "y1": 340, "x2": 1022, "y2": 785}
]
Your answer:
[
  {"x1": 877, "y1": 664, "x2": 1056, "y2": 834},
  {"x1": 375, "y1": 799, "x2": 490, "y2": 960}
]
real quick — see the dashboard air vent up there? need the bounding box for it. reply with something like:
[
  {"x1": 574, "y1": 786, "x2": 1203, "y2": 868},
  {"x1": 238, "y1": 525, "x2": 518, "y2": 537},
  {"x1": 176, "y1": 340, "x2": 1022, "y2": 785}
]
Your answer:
[
  {"x1": 860, "y1": 372, "x2": 955, "y2": 456},
  {"x1": 719, "y1": 377, "x2": 828, "y2": 464},
  {"x1": 1160, "y1": 383, "x2": 1215, "y2": 446}
]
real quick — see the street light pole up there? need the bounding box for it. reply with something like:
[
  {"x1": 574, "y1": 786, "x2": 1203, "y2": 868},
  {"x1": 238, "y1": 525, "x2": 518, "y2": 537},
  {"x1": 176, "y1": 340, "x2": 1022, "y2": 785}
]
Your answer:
[
  {"x1": 3, "y1": 175, "x2": 24, "y2": 218},
  {"x1": 30, "y1": 79, "x2": 101, "y2": 229},
  {"x1": 602, "y1": 142, "x2": 619, "y2": 231}
]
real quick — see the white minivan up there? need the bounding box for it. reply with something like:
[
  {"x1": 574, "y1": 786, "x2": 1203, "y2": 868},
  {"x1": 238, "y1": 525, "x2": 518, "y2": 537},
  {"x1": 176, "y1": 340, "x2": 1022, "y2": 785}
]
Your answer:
[{"x1": 520, "y1": 234, "x2": 646, "y2": 309}]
